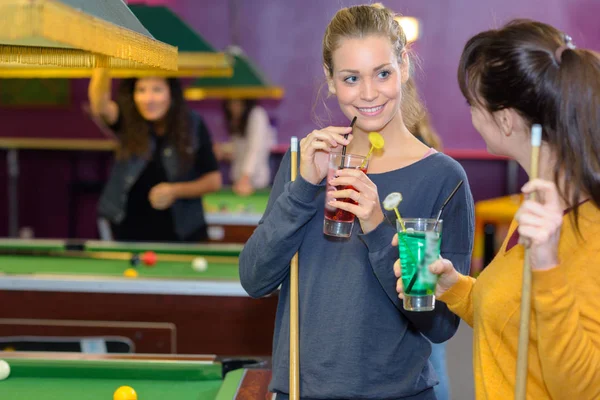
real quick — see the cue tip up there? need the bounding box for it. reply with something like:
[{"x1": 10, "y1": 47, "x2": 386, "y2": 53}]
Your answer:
[{"x1": 531, "y1": 124, "x2": 542, "y2": 147}]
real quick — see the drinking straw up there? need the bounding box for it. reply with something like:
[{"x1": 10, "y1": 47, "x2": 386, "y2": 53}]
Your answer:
[{"x1": 406, "y1": 180, "x2": 464, "y2": 294}]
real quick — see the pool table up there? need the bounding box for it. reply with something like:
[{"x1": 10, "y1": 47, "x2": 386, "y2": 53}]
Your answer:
[
  {"x1": 0, "y1": 352, "x2": 272, "y2": 400},
  {"x1": 0, "y1": 239, "x2": 278, "y2": 356},
  {"x1": 203, "y1": 189, "x2": 270, "y2": 243}
]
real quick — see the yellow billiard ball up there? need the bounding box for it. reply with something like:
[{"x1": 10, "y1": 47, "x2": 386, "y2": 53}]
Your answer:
[
  {"x1": 123, "y1": 268, "x2": 139, "y2": 278},
  {"x1": 113, "y1": 386, "x2": 137, "y2": 400}
]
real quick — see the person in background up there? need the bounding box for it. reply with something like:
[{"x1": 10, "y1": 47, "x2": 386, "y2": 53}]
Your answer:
[
  {"x1": 395, "y1": 19, "x2": 600, "y2": 399},
  {"x1": 215, "y1": 99, "x2": 276, "y2": 196},
  {"x1": 89, "y1": 70, "x2": 221, "y2": 242}
]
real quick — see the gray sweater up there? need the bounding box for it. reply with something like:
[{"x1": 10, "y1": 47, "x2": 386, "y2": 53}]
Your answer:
[{"x1": 239, "y1": 150, "x2": 474, "y2": 399}]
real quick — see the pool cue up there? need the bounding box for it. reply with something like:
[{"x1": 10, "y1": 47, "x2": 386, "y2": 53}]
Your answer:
[
  {"x1": 289, "y1": 137, "x2": 300, "y2": 400},
  {"x1": 515, "y1": 124, "x2": 542, "y2": 400}
]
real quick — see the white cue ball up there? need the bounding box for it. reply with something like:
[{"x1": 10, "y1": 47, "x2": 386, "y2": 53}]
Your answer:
[
  {"x1": 0, "y1": 360, "x2": 10, "y2": 380},
  {"x1": 192, "y1": 257, "x2": 208, "y2": 272}
]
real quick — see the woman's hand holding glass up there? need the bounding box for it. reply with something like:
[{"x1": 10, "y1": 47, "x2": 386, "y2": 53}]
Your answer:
[
  {"x1": 328, "y1": 170, "x2": 384, "y2": 234},
  {"x1": 391, "y1": 234, "x2": 460, "y2": 299}
]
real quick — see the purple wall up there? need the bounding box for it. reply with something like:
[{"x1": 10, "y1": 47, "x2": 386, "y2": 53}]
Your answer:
[
  {"x1": 140, "y1": 0, "x2": 600, "y2": 148},
  {"x1": 1, "y1": 0, "x2": 598, "y2": 238}
]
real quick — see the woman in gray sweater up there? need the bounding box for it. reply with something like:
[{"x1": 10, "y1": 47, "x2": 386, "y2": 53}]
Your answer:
[{"x1": 239, "y1": 4, "x2": 474, "y2": 399}]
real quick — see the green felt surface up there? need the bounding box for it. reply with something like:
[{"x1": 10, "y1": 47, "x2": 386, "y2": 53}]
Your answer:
[
  {"x1": 84, "y1": 242, "x2": 243, "y2": 257},
  {"x1": 0, "y1": 255, "x2": 239, "y2": 280},
  {"x1": 1, "y1": 378, "x2": 222, "y2": 400},
  {"x1": 203, "y1": 189, "x2": 270, "y2": 213},
  {"x1": 0, "y1": 358, "x2": 241, "y2": 400},
  {"x1": 0, "y1": 240, "x2": 65, "y2": 252},
  {"x1": 0, "y1": 239, "x2": 243, "y2": 257}
]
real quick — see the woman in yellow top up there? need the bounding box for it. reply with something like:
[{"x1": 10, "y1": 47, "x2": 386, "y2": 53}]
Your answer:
[{"x1": 394, "y1": 20, "x2": 600, "y2": 399}]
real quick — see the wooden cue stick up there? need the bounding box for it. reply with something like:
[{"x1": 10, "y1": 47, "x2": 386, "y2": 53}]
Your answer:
[
  {"x1": 515, "y1": 124, "x2": 542, "y2": 400},
  {"x1": 289, "y1": 137, "x2": 300, "y2": 399}
]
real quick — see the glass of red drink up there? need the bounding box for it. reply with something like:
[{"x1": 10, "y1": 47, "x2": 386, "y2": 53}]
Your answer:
[{"x1": 323, "y1": 152, "x2": 369, "y2": 238}]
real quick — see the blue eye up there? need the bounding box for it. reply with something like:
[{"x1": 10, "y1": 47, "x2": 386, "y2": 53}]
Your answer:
[
  {"x1": 378, "y1": 70, "x2": 391, "y2": 79},
  {"x1": 344, "y1": 76, "x2": 358, "y2": 84}
]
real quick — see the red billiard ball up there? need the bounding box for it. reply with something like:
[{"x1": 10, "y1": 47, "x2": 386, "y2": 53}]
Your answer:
[{"x1": 141, "y1": 251, "x2": 157, "y2": 267}]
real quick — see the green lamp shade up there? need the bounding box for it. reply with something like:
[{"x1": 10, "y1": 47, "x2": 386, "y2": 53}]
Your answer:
[
  {"x1": 185, "y1": 51, "x2": 283, "y2": 100},
  {"x1": 120, "y1": 4, "x2": 231, "y2": 78}
]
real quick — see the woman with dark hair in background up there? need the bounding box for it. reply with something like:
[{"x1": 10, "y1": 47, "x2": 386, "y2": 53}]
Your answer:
[
  {"x1": 89, "y1": 71, "x2": 222, "y2": 242},
  {"x1": 216, "y1": 99, "x2": 275, "y2": 196},
  {"x1": 395, "y1": 19, "x2": 600, "y2": 399}
]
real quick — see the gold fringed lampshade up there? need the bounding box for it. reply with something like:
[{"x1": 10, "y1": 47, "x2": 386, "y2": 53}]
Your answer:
[
  {"x1": 111, "y1": 4, "x2": 231, "y2": 78},
  {"x1": 184, "y1": 46, "x2": 284, "y2": 100},
  {"x1": 0, "y1": 0, "x2": 178, "y2": 76}
]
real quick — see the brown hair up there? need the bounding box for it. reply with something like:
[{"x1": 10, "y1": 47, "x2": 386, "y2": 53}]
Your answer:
[
  {"x1": 116, "y1": 78, "x2": 193, "y2": 174},
  {"x1": 458, "y1": 19, "x2": 600, "y2": 228},
  {"x1": 411, "y1": 112, "x2": 443, "y2": 150},
  {"x1": 222, "y1": 99, "x2": 257, "y2": 137},
  {"x1": 321, "y1": 3, "x2": 424, "y2": 129}
]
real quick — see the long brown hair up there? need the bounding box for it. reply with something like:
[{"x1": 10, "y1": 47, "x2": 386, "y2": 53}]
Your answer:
[
  {"x1": 115, "y1": 78, "x2": 193, "y2": 173},
  {"x1": 321, "y1": 3, "x2": 425, "y2": 129},
  {"x1": 410, "y1": 112, "x2": 443, "y2": 150},
  {"x1": 458, "y1": 19, "x2": 600, "y2": 228},
  {"x1": 222, "y1": 99, "x2": 257, "y2": 137}
]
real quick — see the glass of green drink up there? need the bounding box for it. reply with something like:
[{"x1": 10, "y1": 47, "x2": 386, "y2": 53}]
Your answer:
[{"x1": 397, "y1": 218, "x2": 442, "y2": 312}]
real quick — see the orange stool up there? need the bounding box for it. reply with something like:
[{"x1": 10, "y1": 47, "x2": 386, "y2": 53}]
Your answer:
[{"x1": 471, "y1": 194, "x2": 522, "y2": 275}]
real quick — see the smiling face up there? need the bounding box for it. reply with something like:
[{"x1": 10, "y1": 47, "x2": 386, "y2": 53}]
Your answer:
[
  {"x1": 133, "y1": 78, "x2": 171, "y2": 122},
  {"x1": 327, "y1": 35, "x2": 408, "y2": 133}
]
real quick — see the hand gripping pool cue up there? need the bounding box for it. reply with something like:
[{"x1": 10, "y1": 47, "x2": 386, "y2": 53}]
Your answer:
[
  {"x1": 289, "y1": 136, "x2": 300, "y2": 400},
  {"x1": 515, "y1": 124, "x2": 542, "y2": 400}
]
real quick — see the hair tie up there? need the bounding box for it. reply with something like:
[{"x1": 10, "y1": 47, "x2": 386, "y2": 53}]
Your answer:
[{"x1": 554, "y1": 34, "x2": 576, "y2": 64}]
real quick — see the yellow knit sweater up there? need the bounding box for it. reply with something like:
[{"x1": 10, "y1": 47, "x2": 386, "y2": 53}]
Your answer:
[{"x1": 439, "y1": 201, "x2": 600, "y2": 399}]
